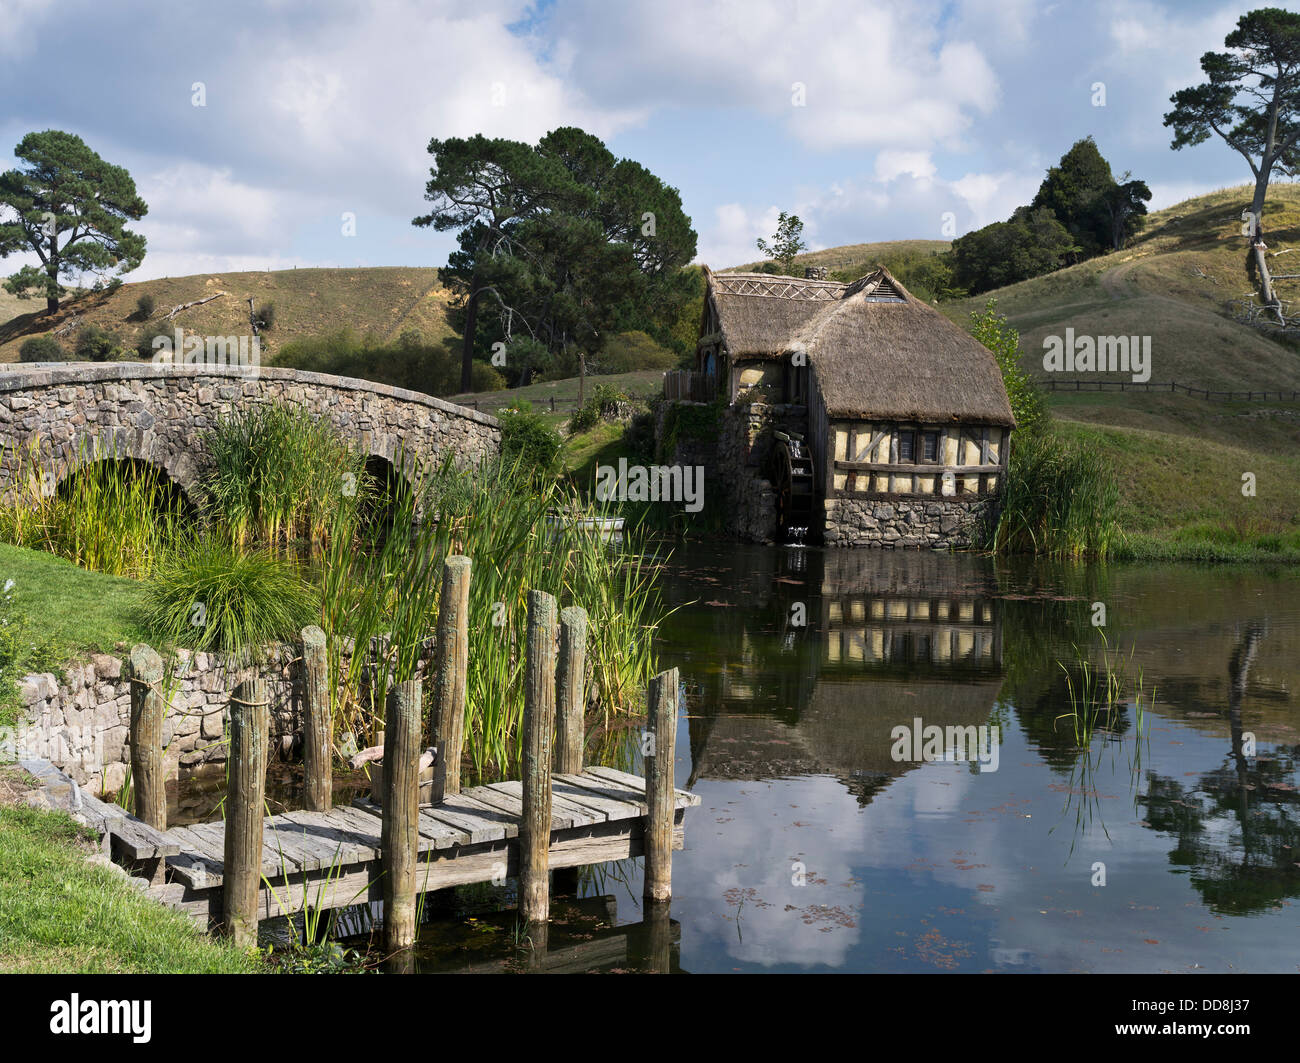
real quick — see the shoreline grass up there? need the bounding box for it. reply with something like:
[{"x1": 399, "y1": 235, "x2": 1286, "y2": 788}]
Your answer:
[{"x1": 0, "y1": 773, "x2": 262, "y2": 973}]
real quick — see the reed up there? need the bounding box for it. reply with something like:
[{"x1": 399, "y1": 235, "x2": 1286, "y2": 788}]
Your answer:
[
  {"x1": 316, "y1": 456, "x2": 670, "y2": 781},
  {"x1": 986, "y1": 428, "x2": 1120, "y2": 559},
  {"x1": 202, "y1": 404, "x2": 367, "y2": 552},
  {"x1": 0, "y1": 438, "x2": 185, "y2": 578},
  {"x1": 1054, "y1": 631, "x2": 1155, "y2": 748}
]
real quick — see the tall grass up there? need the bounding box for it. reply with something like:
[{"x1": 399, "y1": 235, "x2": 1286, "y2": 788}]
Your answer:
[
  {"x1": 318, "y1": 456, "x2": 670, "y2": 781},
  {"x1": 985, "y1": 428, "x2": 1120, "y2": 559},
  {"x1": 202, "y1": 404, "x2": 367, "y2": 551},
  {"x1": 0, "y1": 439, "x2": 186, "y2": 578}
]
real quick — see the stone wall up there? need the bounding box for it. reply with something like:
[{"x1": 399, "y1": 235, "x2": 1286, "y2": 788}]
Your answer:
[
  {"x1": 0, "y1": 362, "x2": 500, "y2": 500},
  {"x1": 823, "y1": 494, "x2": 998, "y2": 549},
  {"x1": 655, "y1": 400, "x2": 807, "y2": 544},
  {"x1": 10, "y1": 648, "x2": 301, "y2": 795}
]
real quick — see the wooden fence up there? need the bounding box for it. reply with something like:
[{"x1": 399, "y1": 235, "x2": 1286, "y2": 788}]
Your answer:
[{"x1": 1044, "y1": 379, "x2": 1300, "y2": 402}]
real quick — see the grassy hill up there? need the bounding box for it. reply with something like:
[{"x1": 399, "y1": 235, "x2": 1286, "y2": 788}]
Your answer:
[
  {"x1": 0, "y1": 266, "x2": 455, "y2": 363},
  {"x1": 727, "y1": 239, "x2": 950, "y2": 276}
]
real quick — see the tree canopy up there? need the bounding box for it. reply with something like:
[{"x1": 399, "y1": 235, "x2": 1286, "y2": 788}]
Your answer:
[
  {"x1": 0, "y1": 130, "x2": 147, "y2": 314},
  {"x1": 1164, "y1": 6, "x2": 1300, "y2": 308},
  {"x1": 756, "y1": 211, "x2": 808, "y2": 275},
  {"x1": 414, "y1": 127, "x2": 696, "y2": 389}
]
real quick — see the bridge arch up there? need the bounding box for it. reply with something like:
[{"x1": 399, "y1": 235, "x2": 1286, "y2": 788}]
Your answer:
[{"x1": 0, "y1": 362, "x2": 500, "y2": 504}]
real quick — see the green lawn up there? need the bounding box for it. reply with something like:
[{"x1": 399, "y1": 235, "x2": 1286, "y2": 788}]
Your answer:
[
  {"x1": 0, "y1": 542, "x2": 150, "y2": 652},
  {"x1": 0, "y1": 773, "x2": 262, "y2": 973}
]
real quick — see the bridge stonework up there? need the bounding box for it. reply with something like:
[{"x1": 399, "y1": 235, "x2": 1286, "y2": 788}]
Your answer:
[{"x1": 0, "y1": 362, "x2": 500, "y2": 498}]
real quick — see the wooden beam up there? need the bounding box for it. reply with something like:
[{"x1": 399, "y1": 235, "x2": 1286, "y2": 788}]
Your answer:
[{"x1": 834, "y1": 461, "x2": 1003, "y2": 475}]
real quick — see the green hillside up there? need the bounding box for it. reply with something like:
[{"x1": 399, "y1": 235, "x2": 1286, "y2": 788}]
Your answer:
[
  {"x1": 0, "y1": 266, "x2": 455, "y2": 363},
  {"x1": 727, "y1": 239, "x2": 950, "y2": 276}
]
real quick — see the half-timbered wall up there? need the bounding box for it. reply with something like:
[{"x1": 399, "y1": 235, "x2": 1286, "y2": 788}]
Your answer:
[{"x1": 825, "y1": 420, "x2": 1009, "y2": 498}]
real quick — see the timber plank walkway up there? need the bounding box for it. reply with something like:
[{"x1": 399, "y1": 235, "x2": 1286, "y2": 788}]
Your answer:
[{"x1": 147, "y1": 767, "x2": 700, "y2": 926}]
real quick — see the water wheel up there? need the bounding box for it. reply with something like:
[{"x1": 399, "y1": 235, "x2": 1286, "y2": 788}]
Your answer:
[{"x1": 772, "y1": 431, "x2": 815, "y2": 535}]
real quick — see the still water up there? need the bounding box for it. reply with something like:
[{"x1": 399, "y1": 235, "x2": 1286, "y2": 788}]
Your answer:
[{"x1": 406, "y1": 542, "x2": 1300, "y2": 973}]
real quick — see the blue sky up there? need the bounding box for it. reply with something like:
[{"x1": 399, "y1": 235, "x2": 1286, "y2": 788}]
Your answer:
[{"x1": 0, "y1": 0, "x2": 1290, "y2": 282}]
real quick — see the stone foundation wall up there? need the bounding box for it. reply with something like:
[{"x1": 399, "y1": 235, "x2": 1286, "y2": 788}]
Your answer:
[
  {"x1": 655, "y1": 400, "x2": 807, "y2": 544},
  {"x1": 823, "y1": 495, "x2": 998, "y2": 549}
]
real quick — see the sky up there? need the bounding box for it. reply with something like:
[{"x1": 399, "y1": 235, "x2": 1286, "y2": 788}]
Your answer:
[{"x1": 0, "y1": 0, "x2": 1291, "y2": 282}]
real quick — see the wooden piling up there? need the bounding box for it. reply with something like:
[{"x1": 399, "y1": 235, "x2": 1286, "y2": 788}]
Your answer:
[
  {"x1": 644, "y1": 667, "x2": 679, "y2": 902},
  {"x1": 521, "y1": 589, "x2": 557, "y2": 925},
  {"x1": 644, "y1": 898, "x2": 672, "y2": 974},
  {"x1": 222, "y1": 677, "x2": 268, "y2": 948},
  {"x1": 555, "y1": 605, "x2": 588, "y2": 775},
  {"x1": 300, "y1": 625, "x2": 331, "y2": 812},
  {"x1": 382, "y1": 679, "x2": 422, "y2": 952},
  {"x1": 126, "y1": 644, "x2": 166, "y2": 830},
  {"x1": 430, "y1": 555, "x2": 471, "y2": 802}
]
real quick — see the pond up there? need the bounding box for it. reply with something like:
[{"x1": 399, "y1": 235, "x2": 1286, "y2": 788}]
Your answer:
[{"x1": 401, "y1": 541, "x2": 1300, "y2": 973}]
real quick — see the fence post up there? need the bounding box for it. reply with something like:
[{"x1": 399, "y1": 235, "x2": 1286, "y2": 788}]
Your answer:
[
  {"x1": 301, "y1": 625, "x2": 331, "y2": 812},
  {"x1": 644, "y1": 667, "x2": 679, "y2": 902},
  {"x1": 430, "y1": 555, "x2": 471, "y2": 803},
  {"x1": 555, "y1": 606, "x2": 588, "y2": 775},
  {"x1": 223, "y1": 676, "x2": 268, "y2": 948},
  {"x1": 127, "y1": 644, "x2": 167, "y2": 830},
  {"x1": 521, "y1": 590, "x2": 557, "y2": 926},
  {"x1": 382, "y1": 679, "x2": 422, "y2": 952}
]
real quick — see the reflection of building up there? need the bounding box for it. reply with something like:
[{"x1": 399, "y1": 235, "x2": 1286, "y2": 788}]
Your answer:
[
  {"x1": 681, "y1": 548, "x2": 1005, "y2": 801},
  {"x1": 819, "y1": 550, "x2": 1002, "y2": 676}
]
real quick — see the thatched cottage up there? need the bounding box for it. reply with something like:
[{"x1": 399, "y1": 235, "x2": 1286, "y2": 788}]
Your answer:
[{"x1": 689, "y1": 265, "x2": 1016, "y2": 547}]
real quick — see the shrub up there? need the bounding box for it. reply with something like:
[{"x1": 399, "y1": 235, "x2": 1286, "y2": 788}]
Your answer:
[
  {"x1": 144, "y1": 535, "x2": 319, "y2": 662},
  {"x1": 74, "y1": 325, "x2": 122, "y2": 362},
  {"x1": 254, "y1": 302, "x2": 275, "y2": 331},
  {"x1": 135, "y1": 293, "x2": 155, "y2": 319},
  {"x1": 18, "y1": 335, "x2": 70, "y2": 362},
  {"x1": 591, "y1": 330, "x2": 678, "y2": 374},
  {"x1": 568, "y1": 382, "x2": 630, "y2": 434},
  {"x1": 969, "y1": 300, "x2": 1045, "y2": 434},
  {"x1": 497, "y1": 404, "x2": 562, "y2": 474},
  {"x1": 470, "y1": 361, "x2": 506, "y2": 392}
]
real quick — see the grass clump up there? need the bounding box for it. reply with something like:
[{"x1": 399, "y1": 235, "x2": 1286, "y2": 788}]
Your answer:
[{"x1": 144, "y1": 536, "x2": 319, "y2": 662}]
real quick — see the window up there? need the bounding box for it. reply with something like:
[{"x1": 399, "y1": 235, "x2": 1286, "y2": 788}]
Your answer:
[
  {"x1": 897, "y1": 430, "x2": 915, "y2": 462},
  {"x1": 922, "y1": 431, "x2": 939, "y2": 462}
]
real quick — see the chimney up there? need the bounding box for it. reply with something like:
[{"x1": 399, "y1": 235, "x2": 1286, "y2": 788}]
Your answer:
[{"x1": 803, "y1": 266, "x2": 828, "y2": 280}]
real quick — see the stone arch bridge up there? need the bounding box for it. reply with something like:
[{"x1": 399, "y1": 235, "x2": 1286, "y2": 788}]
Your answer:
[{"x1": 0, "y1": 362, "x2": 500, "y2": 500}]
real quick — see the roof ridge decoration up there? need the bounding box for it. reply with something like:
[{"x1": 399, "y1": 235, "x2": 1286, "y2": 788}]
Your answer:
[{"x1": 712, "y1": 273, "x2": 846, "y2": 301}]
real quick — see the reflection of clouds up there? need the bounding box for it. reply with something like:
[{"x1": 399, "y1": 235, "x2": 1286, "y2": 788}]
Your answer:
[
  {"x1": 673, "y1": 719, "x2": 1300, "y2": 972},
  {"x1": 678, "y1": 776, "x2": 865, "y2": 969}
]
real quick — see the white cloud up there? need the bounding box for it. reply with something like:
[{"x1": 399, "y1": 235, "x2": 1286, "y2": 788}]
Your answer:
[{"x1": 546, "y1": 0, "x2": 1000, "y2": 152}]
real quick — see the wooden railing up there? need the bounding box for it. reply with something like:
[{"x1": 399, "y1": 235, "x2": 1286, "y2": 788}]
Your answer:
[
  {"x1": 1044, "y1": 379, "x2": 1300, "y2": 402},
  {"x1": 663, "y1": 370, "x2": 717, "y2": 402}
]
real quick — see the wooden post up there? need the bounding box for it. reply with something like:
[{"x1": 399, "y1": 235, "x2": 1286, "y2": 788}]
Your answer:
[
  {"x1": 300, "y1": 625, "x2": 331, "y2": 812},
  {"x1": 521, "y1": 590, "x2": 557, "y2": 925},
  {"x1": 644, "y1": 667, "x2": 679, "y2": 902},
  {"x1": 127, "y1": 644, "x2": 166, "y2": 830},
  {"x1": 223, "y1": 677, "x2": 268, "y2": 948},
  {"x1": 430, "y1": 556, "x2": 471, "y2": 803},
  {"x1": 555, "y1": 605, "x2": 588, "y2": 775},
  {"x1": 382, "y1": 679, "x2": 422, "y2": 953}
]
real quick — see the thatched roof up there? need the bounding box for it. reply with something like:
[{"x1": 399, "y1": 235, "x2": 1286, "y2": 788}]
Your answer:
[{"x1": 706, "y1": 266, "x2": 1015, "y2": 426}]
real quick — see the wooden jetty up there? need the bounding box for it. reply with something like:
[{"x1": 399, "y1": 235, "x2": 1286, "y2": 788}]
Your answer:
[
  {"x1": 144, "y1": 767, "x2": 698, "y2": 926},
  {"x1": 109, "y1": 557, "x2": 698, "y2": 947}
]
